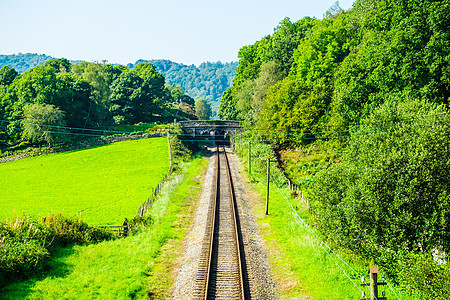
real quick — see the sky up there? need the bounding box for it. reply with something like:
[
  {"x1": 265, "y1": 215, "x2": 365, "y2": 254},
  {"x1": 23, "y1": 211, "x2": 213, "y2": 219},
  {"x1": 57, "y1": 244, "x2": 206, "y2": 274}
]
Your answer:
[{"x1": 0, "y1": 0, "x2": 355, "y2": 66}]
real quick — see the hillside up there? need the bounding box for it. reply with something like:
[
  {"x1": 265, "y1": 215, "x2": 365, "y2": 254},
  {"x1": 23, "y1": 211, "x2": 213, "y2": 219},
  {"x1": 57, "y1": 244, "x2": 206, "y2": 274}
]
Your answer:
[
  {"x1": 129, "y1": 60, "x2": 238, "y2": 113},
  {"x1": 0, "y1": 54, "x2": 237, "y2": 114},
  {"x1": 221, "y1": 0, "x2": 450, "y2": 298}
]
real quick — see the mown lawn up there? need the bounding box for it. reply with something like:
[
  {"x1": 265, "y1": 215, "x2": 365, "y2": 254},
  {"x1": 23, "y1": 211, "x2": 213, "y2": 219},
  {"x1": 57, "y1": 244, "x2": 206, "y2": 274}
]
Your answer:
[{"x1": 0, "y1": 138, "x2": 169, "y2": 225}]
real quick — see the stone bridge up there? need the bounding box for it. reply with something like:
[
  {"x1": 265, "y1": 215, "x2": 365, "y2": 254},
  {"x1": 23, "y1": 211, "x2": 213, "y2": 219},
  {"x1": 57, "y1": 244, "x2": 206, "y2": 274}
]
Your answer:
[{"x1": 178, "y1": 120, "x2": 241, "y2": 145}]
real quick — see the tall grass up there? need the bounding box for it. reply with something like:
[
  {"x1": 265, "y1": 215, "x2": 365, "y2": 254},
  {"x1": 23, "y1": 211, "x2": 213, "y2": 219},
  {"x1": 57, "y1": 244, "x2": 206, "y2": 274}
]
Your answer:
[{"x1": 0, "y1": 138, "x2": 169, "y2": 225}]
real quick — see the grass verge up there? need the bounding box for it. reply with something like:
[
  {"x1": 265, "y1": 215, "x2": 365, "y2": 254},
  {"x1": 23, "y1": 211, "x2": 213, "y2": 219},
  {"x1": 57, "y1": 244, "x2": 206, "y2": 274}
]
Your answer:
[{"x1": 0, "y1": 155, "x2": 208, "y2": 299}]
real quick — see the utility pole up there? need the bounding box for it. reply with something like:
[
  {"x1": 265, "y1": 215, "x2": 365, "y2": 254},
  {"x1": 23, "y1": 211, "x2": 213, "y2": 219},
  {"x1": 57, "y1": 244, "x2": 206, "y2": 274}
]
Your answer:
[{"x1": 266, "y1": 155, "x2": 270, "y2": 215}]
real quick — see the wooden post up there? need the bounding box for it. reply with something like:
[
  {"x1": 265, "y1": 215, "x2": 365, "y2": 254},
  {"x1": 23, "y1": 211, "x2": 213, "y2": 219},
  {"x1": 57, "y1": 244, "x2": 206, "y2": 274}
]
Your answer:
[
  {"x1": 167, "y1": 132, "x2": 173, "y2": 170},
  {"x1": 361, "y1": 267, "x2": 387, "y2": 300},
  {"x1": 266, "y1": 156, "x2": 270, "y2": 215},
  {"x1": 248, "y1": 141, "x2": 251, "y2": 174},
  {"x1": 122, "y1": 218, "x2": 129, "y2": 237},
  {"x1": 370, "y1": 267, "x2": 378, "y2": 300}
]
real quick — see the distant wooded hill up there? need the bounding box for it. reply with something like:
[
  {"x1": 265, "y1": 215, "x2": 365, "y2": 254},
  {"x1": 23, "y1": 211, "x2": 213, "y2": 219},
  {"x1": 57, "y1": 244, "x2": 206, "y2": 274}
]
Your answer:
[
  {"x1": 129, "y1": 60, "x2": 237, "y2": 108},
  {"x1": 0, "y1": 54, "x2": 237, "y2": 114}
]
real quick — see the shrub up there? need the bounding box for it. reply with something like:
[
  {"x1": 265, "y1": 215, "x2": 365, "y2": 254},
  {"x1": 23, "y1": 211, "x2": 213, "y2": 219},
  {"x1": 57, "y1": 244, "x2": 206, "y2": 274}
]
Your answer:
[
  {"x1": 0, "y1": 213, "x2": 114, "y2": 286},
  {"x1": 0, "y1": 238, "x2": 49, "y2": 272},
  {"x1": 310, "y1": 99, "x2": 450, "y2": 295},
  {"x1": 396, "y1": 252, "x2": 450, "y2": 300}
]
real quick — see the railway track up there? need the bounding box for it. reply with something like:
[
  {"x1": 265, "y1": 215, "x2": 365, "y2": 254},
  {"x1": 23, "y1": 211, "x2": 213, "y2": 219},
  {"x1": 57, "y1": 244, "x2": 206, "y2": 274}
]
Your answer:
[{"x1": 193, "y1": 146, "x2": 250, "y2": 299}]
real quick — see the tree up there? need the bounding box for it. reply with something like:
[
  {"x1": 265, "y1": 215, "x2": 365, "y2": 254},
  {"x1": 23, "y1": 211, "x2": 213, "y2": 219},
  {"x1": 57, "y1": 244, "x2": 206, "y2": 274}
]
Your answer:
[
  {"x1": 218, "y1": 87, "x2": 237, "y2": 120},
  {"x1": 73, "y1": 62, "x2": 114, "y2": 126},
  {"x1": 195, "y1": 99, "x2": 212, "y2": 120},
  {"x1": 44, "y1": 58, "x2": 71, "y2": 73},
  {"x1": 22, "y1": 103, "x2": 66, "y2": 145},
  {"x1": 0, "y1": 66, "x2": 18, "y2": 86},
  {"x1": 109, "y1": 71, "x2": 154, "y2": 124},
  {"x1": 311, "y1": 99, "x2": 450, "y2": 259}
]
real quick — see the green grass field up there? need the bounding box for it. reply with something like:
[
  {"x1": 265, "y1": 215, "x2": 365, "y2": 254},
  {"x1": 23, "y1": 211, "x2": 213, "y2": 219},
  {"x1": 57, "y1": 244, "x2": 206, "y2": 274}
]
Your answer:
[
  {"x1": 1, "y1": 156, "x2": 208, "y2": 299},
  {"x1": 0, "y1": 138, "x2": 169, "y2": 225}
]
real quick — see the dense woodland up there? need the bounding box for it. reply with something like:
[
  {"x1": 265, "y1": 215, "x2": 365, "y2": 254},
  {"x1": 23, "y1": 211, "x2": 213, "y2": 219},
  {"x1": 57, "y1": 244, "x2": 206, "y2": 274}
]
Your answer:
[
  {"x1": 129, "y1": 60, "x2": 238, "y2": 115},
  {"x1": 0, "y1": 59, "x2": 197, "y2": 149},
  {"x1": 220, "y1": 0, "x2": 449, "y2": 298},
  {"x1": 0, "y1": 55, "x2": 238, "y2": 117}
]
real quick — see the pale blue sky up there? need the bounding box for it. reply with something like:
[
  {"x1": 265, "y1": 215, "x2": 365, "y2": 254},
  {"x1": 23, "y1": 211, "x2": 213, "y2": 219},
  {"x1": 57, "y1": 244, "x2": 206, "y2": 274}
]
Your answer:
[{"x1": 0, "y1": 0, "x2": 355, "y2": 66}]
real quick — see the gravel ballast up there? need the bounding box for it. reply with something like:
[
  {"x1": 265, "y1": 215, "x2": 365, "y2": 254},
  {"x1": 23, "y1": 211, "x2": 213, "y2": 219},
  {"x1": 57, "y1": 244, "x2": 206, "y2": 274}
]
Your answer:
[{"x1": 172, "y1": 148, "x2": 278, "y2": 299}]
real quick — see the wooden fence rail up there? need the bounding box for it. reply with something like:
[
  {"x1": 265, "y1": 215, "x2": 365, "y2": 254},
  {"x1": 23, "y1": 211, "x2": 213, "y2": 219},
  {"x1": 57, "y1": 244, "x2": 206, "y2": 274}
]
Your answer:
[{"x1": 97, "y1": 218, "x2": 129, "y2": 237}]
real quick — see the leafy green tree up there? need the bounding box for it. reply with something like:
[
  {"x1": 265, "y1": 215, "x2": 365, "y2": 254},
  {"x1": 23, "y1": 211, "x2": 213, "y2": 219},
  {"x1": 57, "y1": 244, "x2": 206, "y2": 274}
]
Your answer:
[
  {"x1": 54, "y1": 74, "x2": 94, "y2": 128},
  {"x1": 1, "y1": 65, "x2": 58, "y2": 123},
  {"x1": 44, "y1": 58, "x2": 71, "y2": 73},
  {"x1": 0, "y1": 66, "x2": 18, "y2": 123},
  {"x1": 72, "y1": 62, "x2": 114, "y2": 126},
  {"x1": 167, "y1": 84, "x2": 195, "y2": 106},
  {"x1": 252, "y1": 61, "x2": 283, "y2": 122},
  {"x1": 195, "y1": 98, "x2": 211, "y2": 120},
  {"x1": 133, "y1": 62, "x2": 170, "y2": 116},
  {"x1": 311, "y1": 99, "x2": 450, "y2": 260},
  {"x1": 218, "y1": 87, "x2": 237, "y2": 120},
  {"x1": 330, "y1": 0, "x2": 450, "y2": 130},
  {"x1": 22, "y1": 103, "x2": 66, "y2": 145},
  {"x1": 109, "y1": 71, "x2": 155, "y2": 124},
  {"x1": 0, "y1": 66, "x2": 18, "y2": 86}
]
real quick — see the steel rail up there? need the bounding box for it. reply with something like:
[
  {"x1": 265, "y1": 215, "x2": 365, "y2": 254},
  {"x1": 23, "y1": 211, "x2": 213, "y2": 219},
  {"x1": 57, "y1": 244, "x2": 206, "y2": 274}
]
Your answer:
[
  {"x1": 222, "y1": 146, "x2": 246, "y2": 300},
  {"x1": 194, "y1": 146, "x2": 247, "y2": 299}
]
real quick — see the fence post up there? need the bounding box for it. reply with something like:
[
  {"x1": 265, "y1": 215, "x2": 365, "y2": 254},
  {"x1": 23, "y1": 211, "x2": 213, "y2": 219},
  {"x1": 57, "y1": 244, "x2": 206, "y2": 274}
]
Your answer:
[
  {"x1": 122, "y1": 218, "x2": 129, "y2": 237},
  {"x1": 167, "y1": 131, "x2": 173, "y2": 170},
  {"x1": 361, "y1": 267, "x2": 387, "y2": 300},
  {"x1": 266, "y1": 156, "x2": 270, "y2": 215},
  {"x1": 248, "y1": 141, "x2": 251, "y2": 174}
]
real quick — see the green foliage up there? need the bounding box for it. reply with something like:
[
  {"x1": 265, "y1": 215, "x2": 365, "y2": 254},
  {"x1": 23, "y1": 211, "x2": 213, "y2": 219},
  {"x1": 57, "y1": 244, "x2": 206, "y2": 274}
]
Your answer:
[
  {"x1": 195, "y1": 98, "x2": 212, "y2": 120},
  {"x1": 311, "y1": 99, "x2": 449, "y2": 295},
  {"x1": 397, "y1": 252, "x2": 450, "y2": 299},
  {"x1": 330, "y1": 0, "x2": 450, "y2": 129},
  {"x1": 44, "y1": 58, "x2": 71, "y2": 73},
  {"x1": 0, "y1": 66, "x2": 18, "y2": 86},
  {"x1": 0, "y1": 213, "x2": 113, "y2": 286},
  {"x1": 217, "y1": 87, "x2": 237, "y2": 120},
  {"x1": 22, "y1": 102, "x2": 66, "y2": 145},
  {"x1": 109, "y1": 71, "x2": 154, "y2": 124}
]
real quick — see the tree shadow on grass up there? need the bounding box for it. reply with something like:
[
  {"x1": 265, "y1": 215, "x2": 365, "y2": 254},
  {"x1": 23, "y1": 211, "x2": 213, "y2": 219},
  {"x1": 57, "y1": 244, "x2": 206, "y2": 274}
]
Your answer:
[{"x1": 0, "y1": 245, "x2": 78, "y2": 299}]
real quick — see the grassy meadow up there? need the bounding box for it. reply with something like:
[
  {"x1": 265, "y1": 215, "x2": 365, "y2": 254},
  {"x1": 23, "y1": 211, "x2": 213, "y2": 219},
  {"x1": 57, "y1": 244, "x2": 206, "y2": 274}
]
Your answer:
[
  {"x1": 1, "y1": 156, "x2": 208, "y2": 299},
  {"x1": 0, "y1": 138, "x2": 169, "y2": 225}
]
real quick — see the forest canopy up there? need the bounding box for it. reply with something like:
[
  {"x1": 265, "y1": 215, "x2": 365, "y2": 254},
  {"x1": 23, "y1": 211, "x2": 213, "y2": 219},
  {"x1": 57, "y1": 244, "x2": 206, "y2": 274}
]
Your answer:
[
  {"x1": 220, "y1": 0, "x2": 450, "y2": 298},
  {"x1": 0, "y1": 60, "x2": 197, "y2": 148}
]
